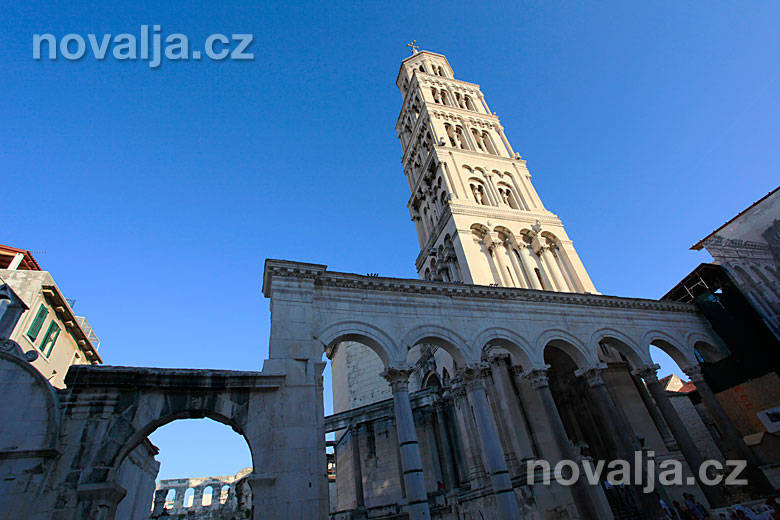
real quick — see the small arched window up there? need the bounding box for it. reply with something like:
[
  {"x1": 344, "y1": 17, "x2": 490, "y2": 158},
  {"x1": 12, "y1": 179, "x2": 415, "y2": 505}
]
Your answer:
[
  {"x1": 202, "y1": 485, "x2": 213, "y2": 506},
  {"x1": 464, "y1": 95, "x2": 476, "y2": 111},
  {"x1": 482, "y1": 131, "x2": 498, "y2": 155},
  {"x1": 497, "y1": 184, "x2": 519, "y2": 209},
  {"x1": 164, "y1": 489, "x2": 176, "y2": 509},
  {"x1": 183, "y1": 488, "x2": 195, "y2": 508},
  {"x1": 220, "y1": 485, "x2": 230, "y2": 504},
  {"x1": 455, "y1": 126, "x2": 470, "y2": 150},
  {"x1": 469, "y1": 181, "x2": 488, "y2": 205}
]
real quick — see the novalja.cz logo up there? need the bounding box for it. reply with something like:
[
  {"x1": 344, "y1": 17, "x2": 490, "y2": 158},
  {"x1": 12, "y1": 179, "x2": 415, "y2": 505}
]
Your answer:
[{"x1": 32, "y1": 25, "x2": 254, "y2": 68}]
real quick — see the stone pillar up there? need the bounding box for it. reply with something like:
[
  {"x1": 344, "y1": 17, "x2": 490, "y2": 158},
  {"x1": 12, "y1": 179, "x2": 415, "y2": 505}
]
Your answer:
[
  {"x1": 633, "y1": 364, "x2": 725, "y2": 507},
  {"x1": 631, "y1": 371, "x2": 677, "y2": 449},
  {"x1": 433, "y1": 401, "x2": 459, "y2": 491},
  {"x1": 451, "y1": 379, "x2": 487, "y2": 485},
  {"x1": 351, "y1": 424, "x2": 366, "y2": 509},
  {"x1": 524, "y1": 367, "x2": 613, "y2": 520},
  {"x1": 576, "y1": 365, "x2": 666, "y2": 519},
  {"x1": 382, "y1": 365, "x2": 432, "y2": 520},
  {"x1": 461, "y1": 363, "x2": 521, "y2": 520},
  {"x1": 541, "y1": 246, "x2": 569, "y2": 292},
  {"x1": 518, "y1": 244, "x2": 544, "y2": 290},
  {"x1": 683, "y1": 365, "x2": 774, "y2": 495},
  {"x1": 193, "y1": 486, "x2": 203, "y2": 508},
  {"x1": 489, "y1": 354, "x2": 535, "y2": 463}
]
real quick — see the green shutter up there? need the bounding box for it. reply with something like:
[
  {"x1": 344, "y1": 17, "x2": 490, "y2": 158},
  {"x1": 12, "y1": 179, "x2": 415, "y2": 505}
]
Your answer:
[
  {"x1": 26, "y1": 305, "x2": 49, "y2": 341},
  {"x1": 40, "y1": 321, "x2": 60, "y2": 357}
]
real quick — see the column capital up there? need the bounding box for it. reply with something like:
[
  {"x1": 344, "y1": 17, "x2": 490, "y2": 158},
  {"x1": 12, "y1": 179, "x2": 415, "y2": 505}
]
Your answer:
[
  {"x1": 457, "y1": 362, "x2": 490, "y2": 390},
  {"x1": 487, "y1": 352, "x2": 511, "y2": 365},
  {"x1": 381, "y1": 364, "x2": 414, "y2": 392},
  {"x1": 682, "y1": 364, "x2": 705, "y2": 383},
  {"x1": 631, "y1": 363, "x2": 661, "y2": 383},
  {"x1": 511, "y1": 364, "x2": 525, "y2": 377},
  {"x1": 524, "y1": 366, "x2": 551, "y2": 389},
  {"x1": 573, "y1": 363, "x2": 608, "y2": 387}
]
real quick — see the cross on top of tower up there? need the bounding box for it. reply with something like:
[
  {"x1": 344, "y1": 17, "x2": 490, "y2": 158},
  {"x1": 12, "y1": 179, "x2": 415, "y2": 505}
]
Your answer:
[{"x1": 406, "y1": 40, "x2": 419, "y2": 54}]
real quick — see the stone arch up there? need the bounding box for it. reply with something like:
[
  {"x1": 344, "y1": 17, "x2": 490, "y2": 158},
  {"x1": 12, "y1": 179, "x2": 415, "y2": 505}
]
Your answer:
[
  {"x1": 316, "y1": 320, "x2": 397, "y2": 366},
  {"x1": 473, "y1": 327, "x2": 536, "y2": 369},
  {"x1": 687, "y1": 331, "x2": 729, "y2": 363},
  {"x1": 536, "y1": 329, "x2": 595, "y2": 368},
  {"x1": 641, "y1": 329, "x2": 696, "y2": 369},
  {"x1": 589, "y1": 327, "x2": 650, "y2": 368},
  {"x1": 422, "y1": 370, "x2": 442, "y2": 389},
  {"x1": 107, "y1": 409, "x2": 252, "y2": 484},
  {"x1": 400, "y1": 324, "x2": 470, "y2": 365}
]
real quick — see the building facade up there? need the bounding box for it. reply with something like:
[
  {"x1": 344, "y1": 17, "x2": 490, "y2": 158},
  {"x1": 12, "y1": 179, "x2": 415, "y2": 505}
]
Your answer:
[
  {"x1": 690, "y1": 187, "x2": 780, "y2": 338},
  {"x1": 323, "y1": 50, "x2": 773, "y2": 520},
  {"x1": 0, "y1": 244, "x2": 160, "y2": 520},
  {"x1": 0, "y1": 244, "x2": 101, "y2": 388}
]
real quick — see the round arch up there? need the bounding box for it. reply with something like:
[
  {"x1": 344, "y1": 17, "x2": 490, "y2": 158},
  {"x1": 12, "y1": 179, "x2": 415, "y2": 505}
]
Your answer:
[
  {"x1": 641, "y1": 329, "x2": 697, "y2": 369},
  {"x1": 685, "y1": 331, "x2": 729, "y2": 362},
  {"x1": 589, "y1": 327, "x2": 650, "y2": 368},
  {"x1": 316, "y1": 320, "x2": 397, "y2": 367},
  {"x1": 536, "y1": 329, "x2": 596, "y2": 368},
  {"x1": 472, "y1": 327, "x2": 536, "y2": 369},
  {"x1": 400, "y1": 324, "x2": 470, "y2": 365},
  {"x1": 107, "y1": 410, "x2": 252, "y2": 483}
]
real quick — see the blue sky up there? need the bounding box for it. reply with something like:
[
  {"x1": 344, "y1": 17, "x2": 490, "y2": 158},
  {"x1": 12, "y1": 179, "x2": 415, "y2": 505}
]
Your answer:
[{"x1": 3, "y1": 1, "x2": 779, "y2": 481}]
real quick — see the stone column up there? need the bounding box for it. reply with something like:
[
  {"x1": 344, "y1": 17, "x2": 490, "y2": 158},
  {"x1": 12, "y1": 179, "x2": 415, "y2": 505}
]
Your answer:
[
  {"x1": 488, "y1": 235, "x2": 513, "y2": 287},
  {"x1": 451, "y1": 379, "x2": 487, "y2": 485},
  {"x1": 683, "y1": 365, "x2": 774, "y2": 495},
  {"x1": 631, "y1": 371, "x2": 677, "y2": 449},
  {"x1": 541, "y1": 247, "x2": 569, "y2": 292},
  {"x1": 433, "y1": 401, "x2": 459, "y2": 491},
  {"x1": 489, "y1": 354, "x2": 535, "y2": 462},
  {"x1": 506, "y1": 244, "x2": 529, "y2": 288},
  {"x1": 461, "y1": 363, "x2": 521, "y2": 520},
  {"x1": 518, "y1": 244, "x2": 543, "y2": 290},
  {"x1": 524, "y1": 367, "x2": 613, "y2": 520},
  {"x1": 193, "y1": 486, "x2": 203, "y2": 508},
  {"x1": 633, "y1": 364, "x2": 725, "y2": 507},
  {"x1": 351, "y1": 424, "x2": 366, "y2": 509},
  {"x1": 576, "y1": 365, "x2": 665, "y2": 519},
  {"x1": 382, "y1": 365, "x2": 432, "y2": 520}
]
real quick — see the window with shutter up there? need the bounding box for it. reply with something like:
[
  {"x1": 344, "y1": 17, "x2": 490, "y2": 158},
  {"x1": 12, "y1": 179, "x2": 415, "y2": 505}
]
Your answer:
[
  {"x1": 26, "y1": 305, "x2": 49, "y2": 341},
  {"x1": 40, "y1": 321, "x2": 60, "y2": 357}
]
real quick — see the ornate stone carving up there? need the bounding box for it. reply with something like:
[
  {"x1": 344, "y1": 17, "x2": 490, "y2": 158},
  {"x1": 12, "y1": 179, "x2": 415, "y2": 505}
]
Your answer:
[
  {"x1": 524, "y1": 367, "x2": 550, "y2": 389},
  {"x1": 682, "y1": 364, "x2": 705, "y2": 383},
  {"x1": 380, "y1": 364, "x2": 414, "y2": 392},
  {"x1": 573, "y1": 363, "x2": 608, "y2": 387},
  {"x1": 631, "y1": 363, "x2": 660, "y2": 383}
]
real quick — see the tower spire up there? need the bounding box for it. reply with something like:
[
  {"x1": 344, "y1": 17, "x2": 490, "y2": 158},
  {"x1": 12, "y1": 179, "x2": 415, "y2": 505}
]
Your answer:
[{"x1": 394, "y1": 50, "x2": 598, "y2": 293}]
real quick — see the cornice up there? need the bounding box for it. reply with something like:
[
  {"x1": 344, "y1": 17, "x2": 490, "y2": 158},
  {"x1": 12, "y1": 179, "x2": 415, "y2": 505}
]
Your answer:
[
  {"x1": 447, "y1": 203, "x2": 562, "y2": 227},
  {"x1": 64, "y1": 365, "x2": 285, "y2": 390},
  {"x1": 262, "y1": 259, "x2": 699, "y2": 314},
  {"x1": 429, "y1": 107, "x2": 499, "y2": 125}
]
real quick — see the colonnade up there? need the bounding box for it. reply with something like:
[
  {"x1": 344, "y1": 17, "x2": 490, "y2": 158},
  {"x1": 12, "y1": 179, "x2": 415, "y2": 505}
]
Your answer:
[{"x1": 358, "y1": 353, "x2": 767, "y2": 519}]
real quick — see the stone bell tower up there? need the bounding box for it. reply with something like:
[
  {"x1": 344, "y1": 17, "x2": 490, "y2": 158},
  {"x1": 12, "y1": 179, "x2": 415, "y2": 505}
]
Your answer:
[{"x1": 396, "y1": 49, "x2": 597, "y2": 293}]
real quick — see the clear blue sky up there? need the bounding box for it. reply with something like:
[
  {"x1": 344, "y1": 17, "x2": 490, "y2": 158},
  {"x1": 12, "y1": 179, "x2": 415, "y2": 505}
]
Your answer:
[{"x1": 3, "y1": 1, "x2": 779, "y2": 481}]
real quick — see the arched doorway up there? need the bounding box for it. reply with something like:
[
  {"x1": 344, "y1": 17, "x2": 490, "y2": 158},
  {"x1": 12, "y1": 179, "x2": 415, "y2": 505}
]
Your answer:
[{"x1": 140, "y1": 418, "x2": 253, "y2": 519}]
